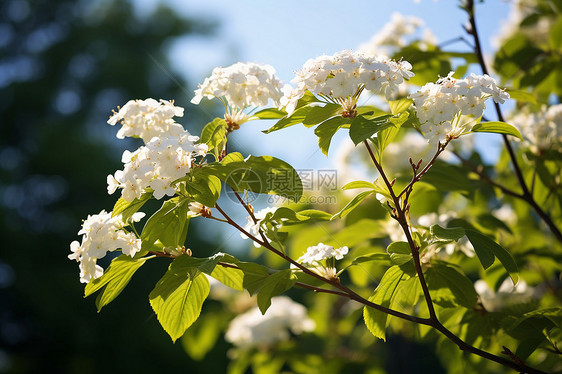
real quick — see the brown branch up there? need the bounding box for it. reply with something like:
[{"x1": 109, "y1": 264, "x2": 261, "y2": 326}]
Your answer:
[{"x1": 465, "y1": 0, "x2": 562, "y2": 243}]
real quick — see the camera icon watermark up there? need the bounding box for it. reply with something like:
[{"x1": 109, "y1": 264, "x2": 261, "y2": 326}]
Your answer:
[{"x1": 223, "y1": 168, "x2": 339, "y2": 205}]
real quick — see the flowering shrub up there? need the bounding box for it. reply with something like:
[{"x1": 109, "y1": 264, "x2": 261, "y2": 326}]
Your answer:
[{"x1": 70, "y1": 1, "x2": 562, "y2": 373}]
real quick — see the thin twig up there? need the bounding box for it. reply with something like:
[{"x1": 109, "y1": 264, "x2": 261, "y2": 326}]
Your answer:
[{"x1": 465, "y1": 0, "x2": 562, "y2": 243}]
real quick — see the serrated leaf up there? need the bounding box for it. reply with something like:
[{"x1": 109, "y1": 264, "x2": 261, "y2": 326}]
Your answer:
[
  {"x1": 112, "y1": 192, "x2": 152, "y2": 222},
  {"x1": 363, "y1": 265, "x2": 414, "y2": 341},
  {"x1": 331, "y1": 190, "x2": 373, "y2": 220},
  {"x1": 465, "y1": 230, "x2": 519, "y2": 283},
  {"x1": 149, "y1": 256, "x2": 210, "y2": 342},
  {"x1": 314, "y1": 116, "x2": 346, "y2": 156},
  {"x1": 256, "y1": 270, "x2": 296, "y2": 314},
  {"x1": 430, "y1": 225, "x2": 465, "y2": 241},
  {"x1": 84, "y1": 255, "x2": 148, "y2": 311},
  {"x1": 471, "y1": 121, "x2": 523, "y2": 140}
]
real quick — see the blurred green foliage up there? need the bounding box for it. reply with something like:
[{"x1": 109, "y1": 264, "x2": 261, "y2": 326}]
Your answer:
[{"x1": 0, "y1": 0, "x2": 229, "y2": 372}]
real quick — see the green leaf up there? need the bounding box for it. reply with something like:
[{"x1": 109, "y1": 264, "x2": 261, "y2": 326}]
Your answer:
[
  {"x1": 210, "y1": 265, "x2": 244, "y2": 291},
  {"x1": 430, "y1": 225, "x2": 465, "y2": 241},
  {"x1": 342, "y1": 180, "x2": 377, "y2": 190},
  {"x1": 302, "y1": 103, "x2": 342, "y2": 126},
  {"x1": 351, "y1": 253, "x2": 391, "y2": 266},
  {"x1": 386, "y1": 241, "x2": 413, "y2": 266},
  {"x1": 389, "y1": 98, "x2": 413, "y2": 115},
  {"x1": 149, "y1": 256, "x2": 210, "y2": 342},
  {"x1": 348, "y1": 114, "x2": 394, "y2": 145},
  {"x1": 314, "y1": 116, "x2": 346, "y2": 156},
  {"x1": 237, "y1": 262, "x2": 271, "y2": 295},
  {"x1": 199, "y1": 118, "x2": 227, "y2": 159},
  {"x1": 183, "y1": 174, "x2": 221, "y2": 207},
  {"x1": 141, "y1": 198, "x2": 190, "y2": 250},
  {"x1": 181, "y1": 312, "x2": 225, "y2": 361},
  {"x1": 263, "y1": 105, "x2": 313, "y2": 133},
  {"x1": 201, "y1": 152, "x2": 303, "y2": 202},
  {"x1": 331, "y1": 190, "x2": 373, "y2": 220},
  {"x1": 465, "y1": 230, "x2": 519, "y2": 283},
  {"x1": 270, "y1": 207, "x2": 309, "y2": 222},
  {"x1": 112, "y1": 191, "x2": 152, "y2": 222},
  {"x1": 256, "y1": 270, "x2": 296, "y2": 314},
  {"x1": 476, "y1": 213, "x2": 513, "y2": 234},
  {"x1": 425, "y1": 263, "x2": 477, "y2": 308},
  {"x1": 505, "y1": 88, "x2": 538, "y2": 105},
  {"x1": 549, "y1": 17, "x2": 562, "y2": 49},
  {"x1": 363, "y1": 265, "x2": 414, "y2": 341},
  {"x1": 471, "y1": 121, "x2": 523, "y2": 140},
  {"x1": 253, "y1": 108, "x2": 286, "y2": 120},
  {"x1": 296, "y1": 209, "x2": 333, "y2": 221},
  {"x1": 84, "y1": 255, "x2": 148, "y2": 311}
]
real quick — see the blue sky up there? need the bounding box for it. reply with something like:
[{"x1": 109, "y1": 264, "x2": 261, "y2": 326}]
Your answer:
[
  {"x1": 134, "y1": 0, "x2": 515, "y2": 250},
  {"x1": 147, "y1": 0, "x2": 513, "y2": 169}
]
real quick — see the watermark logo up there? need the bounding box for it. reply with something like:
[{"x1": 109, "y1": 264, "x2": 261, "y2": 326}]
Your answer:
[{"x1": 224, "y1": 168, "x2": 339, "y2": 205}]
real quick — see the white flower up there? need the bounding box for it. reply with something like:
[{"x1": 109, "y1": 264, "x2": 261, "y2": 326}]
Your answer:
[
  {"x1": 191, "y1": 62, "x2": 285, "y2": 127},
  {"x1": 225, "y1": 296, "x2": 315, "y2": 350},
  {"x1": 382, "y1": 131, "x2": 430, "y2": 173},
  {"x1": 474, "y1": 278, "x2": 534, "y2": 312},
  {"x1": 358, "y1": 12, "x2": 438, "y2": 57},
  {"x1": 411, "y1": 72, "x2": 509, "y2": 143},
  {"x1": 188, "y1": 202, "x2": 210, "y2": 217},
  {"x1": 297, "y1": 243, "x2": 349, "y2": 264},
  {"x1": 511, "y1": 104, "x2": 562, "y2": 153},
  {"x1": 107, "y1": 98, "x2": 185, "y2": 143},
  {"x1": 295, "y1": 242, "x2": 348, "y2": 280},
  {"x1": 69, "y1": 210, "x2": 142, "y2": 283},
  {"x1": 107, "y1": 129, "x2": 207, "y2": 201},
  {"x1": 240, "y1": 207, "x2": 279, "y2": 247},
  {"x1": 282, "y1": 50, "x2": 414, "y2": 114}
]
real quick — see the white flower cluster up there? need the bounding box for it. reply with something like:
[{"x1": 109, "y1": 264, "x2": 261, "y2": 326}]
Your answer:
[
  {"x1": 225, "y1": 296, "x2": 315, "y2": 350},
  {"x1": 107, "y1": 130, "x2": 208, "y2": 201},
  {"x1": 107, "y1": 98, "x2": 185, "y2": 143},
  {"x1": 359, "y1": 12, "x2": 437, "y2": 57},
  {"x1": 283, "y1": 50, "x2": 414, "y2": 113},
  {"x1": 512, "y1": 104, "x2": 562, "y2": 152},
  {"x1": 191, "y1": 62, "x2": 285, "y2": 126},
  {"x1": 382, "y1": 131, "x2": 430, "y2": 173},
  {"x1": 240, "y1": 207, "x2": 280, "y2": 247},
  {"x1": 297, "y1": 242, "x2": 349, "y2": 264},
  {"x1": 68, "y1": 210, "x2": 144, "y2": 283},
  {"x1": 411, "y1": 72, "x2": 510, "y2": 142}
]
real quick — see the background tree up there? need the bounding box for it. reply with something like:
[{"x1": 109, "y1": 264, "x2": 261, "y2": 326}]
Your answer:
[{"x1": 0, "y1": 0, "x2": 229, "y2": 372}]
